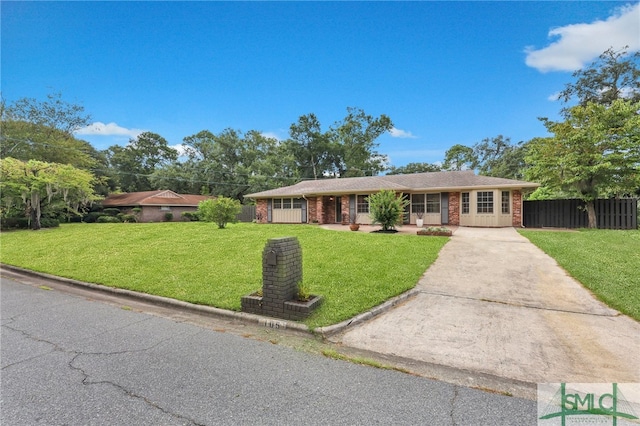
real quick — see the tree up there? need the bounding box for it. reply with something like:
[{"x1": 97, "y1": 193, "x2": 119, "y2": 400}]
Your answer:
[
  {"x1": 559, "y1": 46, "x2": 640, "y2": 108},
  {"x1": 105, "y1": 132, "x2": 178, "y2": 192},
  {"x1": 471, "y1": 135, "x2": 528, "y2": 179},
  {"x1": 0, "y1": 157, "x2": 99, "y2": 230},
  {"x1": 1, "y1": 93, "x2": 96, "y2": 169},
  {"x1": 329, "y1": 107, "x2": 393, "y2": 177},
  {"x1": 197, "y1": 197, "x2": 242, "y2": 229},
  {"x1": 367, "y1": 190, "x2": 409, "y2": 232},
  {"x1": 287, "y1": 114, "x2": 331, "y2": 180},
  {"x1": 158, "y1": 129, "x2": 298, "y2": 201},
  {"x1": 443, "y1": 144, "x2": 476, "y2": 171},
  {"x1": 386, "y1": 162, "x2": 442, "y2": 175},
  {"x1": 525, "y1": 99, "x2": 640, "y2": 228}
]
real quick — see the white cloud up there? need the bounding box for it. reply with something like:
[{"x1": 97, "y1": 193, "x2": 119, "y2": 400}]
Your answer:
[
  {"x1": 389, "y1": 127, "x2": 418, "y2": 139},
  {"x1": 260, "y1": 131, "x2": 283, "y2": 141},
  {"x1": 525, "y1": 3, "x2": 640, "y2": 72},
  {"x1": 547, "y1": 91, "x2": 561, "y2": 102},
  {"x1": 170, "y1": 144, "x2": 188, "y2": 157},
  {"x1": 74, "y1": 122, "x2": 145, "y2": 138}
]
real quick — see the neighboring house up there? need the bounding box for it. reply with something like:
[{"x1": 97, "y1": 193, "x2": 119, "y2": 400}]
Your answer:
[
  {"x1": 101, "y1": 190, "x2": 213, "y2": 222},
  {"x1": 244, "y1": 171, "x2": 539, "y2": 228}
]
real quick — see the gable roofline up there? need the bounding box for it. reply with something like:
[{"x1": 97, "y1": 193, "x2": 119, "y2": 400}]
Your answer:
[{"x1": 244, "y1": 171, "x2": 539, "y2": 198}]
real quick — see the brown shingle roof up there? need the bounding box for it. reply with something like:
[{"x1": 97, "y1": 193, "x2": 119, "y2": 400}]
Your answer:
[
  {"x1": 244, "y1": 171, "x2": 539, "y2": 198},
  {"x1": 102, "y1": 190, "x2": 213, "y2": 207}
]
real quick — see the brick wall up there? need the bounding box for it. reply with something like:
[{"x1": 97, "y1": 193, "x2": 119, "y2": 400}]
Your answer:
[
  {"x1": 307, "y1": 197, "x2": 318, "y2": 223},
  {"x1": 512, "y1": 190, "x2": 523, "y2": 227},
  {"x1": 316, "y1": 197, "x2": 324, "y2": 224},
  {"x1": 139, "y1": 206, "x2": 198, "y2": 222},
  {"x1": 341, "y1": 196, "x2": 350, "y2": 224},
  {"x1": 448, "y1": 192, "x2": 460, "y2": 226},
  {"x1": 256, "y1": 199, "x2": 268, "y2": 223}
]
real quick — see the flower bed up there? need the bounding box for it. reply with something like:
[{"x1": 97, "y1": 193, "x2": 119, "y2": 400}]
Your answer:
[{"x1": 417, "y1": 226, "x2": 452, "y2": 237}]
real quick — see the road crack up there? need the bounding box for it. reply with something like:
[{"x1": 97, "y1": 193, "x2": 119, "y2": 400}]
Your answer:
[
  {"x1": 68, "y1": 354, "x2": 205, "y2": 425},
  {"x1": 449, "y1": 385, "x2": 459, "y2": 426}
]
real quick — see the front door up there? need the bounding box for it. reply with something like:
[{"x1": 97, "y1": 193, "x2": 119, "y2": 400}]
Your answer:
[
  {"x1": 335, "y1": 196, "x2": 342, "y2": 223},
  {"x1": 441, "y1": 192, "x2": 449, "y2": 225}
]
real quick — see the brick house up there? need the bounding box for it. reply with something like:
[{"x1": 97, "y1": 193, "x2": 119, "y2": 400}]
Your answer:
[
  {"x1": 244, "y1": 171, "x2": 539, "y2": 227},
  {"x1": 101, "y1": 190, "x2": 213, "y2": 222}
]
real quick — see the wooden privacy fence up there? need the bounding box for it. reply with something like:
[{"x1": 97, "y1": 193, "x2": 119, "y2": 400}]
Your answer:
[
  {"x1": 523, "y1": 198, "x2": 638, "y2": 229},
  {"x1": 236, "y1": 205, "x2": 256, "y2": 222}
]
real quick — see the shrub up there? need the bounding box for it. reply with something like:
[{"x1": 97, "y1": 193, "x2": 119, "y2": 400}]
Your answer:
[
  {"x1": 40, "y1": 218, "x2": 60, "y2": 228},
  {"x1": 368, "y1": 190, "x2": 409, "y2": 231},
  {"x1": 181, "y1": 211, "x2": 200, "y2": 221},
  {"x1": 164, "y1": 212, "x2": 174, "y2": 222},
  {"x1": 197, "y1": 197, "x2": 242, "y2": 229},
  {"x1": 97, "y1": 215, "x2": 121, "y2": 223},
  {"x1": 103, "y1": 208, "x2": 121, "y2": 216},
  {"x1": 0, "y1": 217, "x2": 29, "y2": 230},
  {"x1": 83, "y1": 211, "x2": 103, "y2": 223},
  {"x1": 120, "y1": 214, "x2": 137, "y2": 223}
]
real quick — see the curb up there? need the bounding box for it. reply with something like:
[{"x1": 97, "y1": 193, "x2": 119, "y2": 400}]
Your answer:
[
  {"x1": 0, "y1": 264, "x2": 315, "y2": 333},
  {"x1": 1, "y1": 264, "x2": 414, "y2": 336},
  {"x1": 315, "y1": 289, "x2": 420, "y2": 337}
]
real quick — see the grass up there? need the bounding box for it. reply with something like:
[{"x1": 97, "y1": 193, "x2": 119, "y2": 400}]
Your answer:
[
  {"x1": 519, "y1": 228, "x2": 640, "y2": 321},
  {"x1": 0, "y1": 222, "x2": 448, "y2": 328},
  {"x1": 321, "y1": 348, "x2": 412, "y2": 374}
]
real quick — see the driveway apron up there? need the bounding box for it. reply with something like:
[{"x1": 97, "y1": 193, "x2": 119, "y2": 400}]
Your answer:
[{"x1": 339, "y1": 227, "x2": 640, "y2": 385}]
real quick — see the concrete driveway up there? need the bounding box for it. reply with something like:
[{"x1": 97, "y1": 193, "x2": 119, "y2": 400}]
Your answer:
[{"x1": 337, "y1": 227, "x2": 640, "y2": 385}]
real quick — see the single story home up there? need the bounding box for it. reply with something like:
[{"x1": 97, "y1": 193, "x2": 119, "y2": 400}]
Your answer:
[
  {"x1": 101, "y1": 190, "x2": 213, "y2": 222},
  {"x1": 244, "y1": 171, "x2": 539, "y2": 227}
]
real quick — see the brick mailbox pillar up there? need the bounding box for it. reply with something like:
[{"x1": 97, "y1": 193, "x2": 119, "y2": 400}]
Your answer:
[{"x1": 241, "y1": 236, "x2": 322, "y2": 321}]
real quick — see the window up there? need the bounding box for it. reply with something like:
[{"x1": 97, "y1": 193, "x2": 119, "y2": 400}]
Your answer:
[
  {"x1": 357, "y1": 195, "x2": 369, "y2": 213},
  {"x1": 461, "y1": 192, "x2": 470, "y2": 214},
  {"x1": 477, "y1": 191, "x2": 494, "y2": 214},
  {"x1": 160, "y1": 206, "x2": 171, "y2": 211},
  {"x1": 411, "y1": 194, "x2": 425, "y2": 214},
  {"x1": 273, "y1": 198, "x2": 303, "y2": 209},
  {"x1": 426, "y1": 193, "x2": 440, "y2": 213},
  {"x1": 501, "y1": 191, "x2": 510, "y2": 214}
]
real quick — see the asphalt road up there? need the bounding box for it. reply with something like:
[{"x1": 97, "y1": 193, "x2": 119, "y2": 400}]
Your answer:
[{"x1": 1, "y1": 275, "x2": 537, "y2": 425}]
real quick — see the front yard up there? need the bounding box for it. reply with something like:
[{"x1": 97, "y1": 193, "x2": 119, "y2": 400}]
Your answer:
[
  {"x1": 519, "y1": 229, "x2": 640, "y2": 322},
  {"x1": 0, "y1": 222, "x2": 449, "y2": 328}
]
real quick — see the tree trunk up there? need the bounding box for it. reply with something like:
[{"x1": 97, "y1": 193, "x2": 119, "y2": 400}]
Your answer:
[
  {"x1": 586, "y1": 200, "x2": 597, "y2": 229},
  {"x1": 30, "y1": 191, "x2": 42, "y2": 230}
]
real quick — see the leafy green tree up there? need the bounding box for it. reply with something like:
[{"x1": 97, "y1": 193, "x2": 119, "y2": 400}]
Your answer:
[
  {"x1": 197, "y1": 196, "x2": 242, "y2": 229},
  {"x1": 287, "y1": 113, "x2": 331, "y2": 180},
  {"x1": 0, "y1": 157, "x2": 99, "y2": 230},
  {"x1": 525, "y1": 99, "x2": 640, "y2": 228},
  {"x1": 386, "y1": 162, "x2": 442, "y2": 175},
  {"x1": 105, "y1": 132, "x2": 178, "y2": 192},
  {"x1": 158, "y1": 129, "x2": 297, "y2": 200},
  {"x1": 443, "y1": 144, "x2": 476, "y2": 171},
  {"x1": 1, "y1": 93, "x2": 96, "y2": 169},
  {"x1": 367, "y1": 190, "x2": 409, "y2": 232},
  {"x1": 471, "y1": 135, "x2": 528, "y2": 179},
  {"x1": 329, "y1": 107, "x2": 393, "y2": 177},
  {"x1": 559, "y1": 46, "x2": 640, "y2": 108}
]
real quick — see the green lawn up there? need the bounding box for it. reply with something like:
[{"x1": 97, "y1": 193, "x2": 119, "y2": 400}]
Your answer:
[
  {"x1": 519, "y1": 229, "x2": 640, "y2": 321},
  {"x1": 0, "y1": 222, "x2": 448, "y2": 328}
]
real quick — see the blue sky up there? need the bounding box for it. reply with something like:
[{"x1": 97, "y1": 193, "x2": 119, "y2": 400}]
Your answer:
[{"x1": 2, "y1": 1, "x2": 639, "y2": 168}]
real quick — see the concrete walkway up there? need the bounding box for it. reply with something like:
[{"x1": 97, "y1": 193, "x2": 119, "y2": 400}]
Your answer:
[{"x1": 336, "y1": 227, "x2": 640, "y2": 386}]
